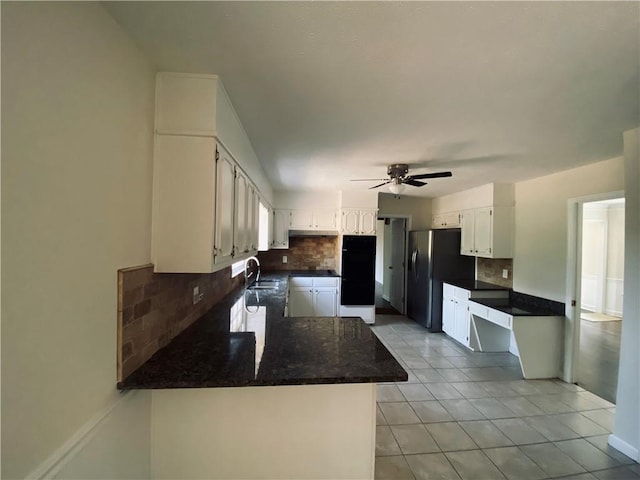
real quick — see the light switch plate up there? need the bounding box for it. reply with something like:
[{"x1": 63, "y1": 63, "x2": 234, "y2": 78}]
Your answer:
[
  {"x1": 282, "y1": 255, "x2": 288, "y2": 264},
  {"x1": 502, "y1": 269, "x2": 509, "y2": 279}
]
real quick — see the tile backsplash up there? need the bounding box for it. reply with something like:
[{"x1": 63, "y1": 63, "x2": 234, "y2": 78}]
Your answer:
[
  {"x1": 257, "y1": 236, "x2": 339, "y2": 271},
  {"x1": 476, "y1": 257, "x2": 513, "y2": 288},
  {"x1": 117, "y1": 264, "x2": 243, "y2": 381}
]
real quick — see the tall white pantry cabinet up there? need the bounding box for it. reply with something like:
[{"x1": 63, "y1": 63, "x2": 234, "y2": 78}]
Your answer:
[{"x1": 151, "y1": 73, "x2": 261, "y2": 273}]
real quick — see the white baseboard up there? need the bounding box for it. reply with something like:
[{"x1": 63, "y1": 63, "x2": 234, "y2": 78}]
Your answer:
[
  {"x1": 608, "y1": 434, "x2": 639, "y2": 462},
  {"x1": 26, "y1": 391, "x2": 133, "y2": 479}
]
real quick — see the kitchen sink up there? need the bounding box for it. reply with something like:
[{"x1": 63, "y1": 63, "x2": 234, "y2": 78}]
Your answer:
[{"x1": 247, "y1": 280, "x2": 280, "y2": 290}]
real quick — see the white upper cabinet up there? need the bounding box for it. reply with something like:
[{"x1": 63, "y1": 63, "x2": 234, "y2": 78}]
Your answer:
[
  {"x1": 313, "y1": 210, "x2": 338, "y2": 230},
  {"x1": 248, "y1": 186, "x2": 259, "y2": 252},
  {"x1": 289, "y1": 209, "x2": 338, "y2": 230},
  {"x1": 432, "y1": 183, "x2": 514, "y2": 259},
  {"x1": 151, "y1": 135, "x2": 217, "y2": 273},
  {"x1": 341, "y1": 208, "x2": 377, "y2": 235},
  {"x1": 290, "y1": 210, "x2": 314, "y2": 229},
  {"x1": 214, "y1": 147, "x2": 236, "y2": 266},
  {"x1": 152, "y1": 72, "x2": 266, "y2": 272},
  {"x1": 432, "y1": 211, "x2": 461, "y2": 229},
  {"x1": 234, "y1": 169, "x2": 249, "y2": 255},
  {"x1": 460, "y1": 206, "x2": 513, "y2": 258},
  {"x1": 272, "y1": 209, "x2": 291, "y2": 249}
]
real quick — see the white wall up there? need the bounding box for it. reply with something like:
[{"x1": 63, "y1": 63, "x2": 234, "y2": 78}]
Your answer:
[
  {"x1": 1, "y1": 3, "x2": 155, "y2": 477},
  {"x1": 513, "y1": 157, "x2": 625, "y2": 300},
  {"x1": 151, "y1": 384, "x2": 375, "y2": 479},
  {"x1": 377, "y1": 193, "x2": 432, "y2": 230},
  {"x1": 511, "y1": 148, "x2": 638, "y2": 461},
  {"x1": 216, "y1": 81, "x2": 274, "y2": 205},
  {"x1": 53, "y1": 392, "x2": 152, "y2": 479},
  {"x1": 274, "y1": 190, "x2": 341, "y2": 210},
  {"x1": 610, "y1": 128, "x2": 639, "y2": 461}
]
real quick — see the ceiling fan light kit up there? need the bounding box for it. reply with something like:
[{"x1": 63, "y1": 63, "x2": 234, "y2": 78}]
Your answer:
[
  {"x1": 351, "y1": 163, "x2": 453, "y2": 194},
  {"x1": 388, "y1": 179, "x2": 405, "y2": 195}
]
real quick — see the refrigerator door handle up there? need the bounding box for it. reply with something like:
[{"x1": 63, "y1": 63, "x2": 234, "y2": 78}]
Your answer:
[{"x1": 411, "y1": 249, "x2": 419, "y2": 281}]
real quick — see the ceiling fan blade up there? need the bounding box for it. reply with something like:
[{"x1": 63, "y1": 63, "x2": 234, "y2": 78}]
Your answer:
[
  {"x1": 404, "y1": 179, "x2": 426, "y2": 187},
  {"x1": 350, "y1": 178, "x2": 389, "y2": 182},
  {"x1": 368, "y1": 180, "x2": 391, "y2": 189},
  {"x1": 407, "y1": 171, "x2": 452, "y2": 180}
]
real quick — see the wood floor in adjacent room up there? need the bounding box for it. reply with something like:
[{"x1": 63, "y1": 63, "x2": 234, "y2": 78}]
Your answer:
[{"x1": 577, "y1": 314, "x2": 622, "y2": 404}]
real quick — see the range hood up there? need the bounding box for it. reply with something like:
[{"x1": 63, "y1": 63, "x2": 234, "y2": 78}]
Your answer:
[{"x1": 288, "y1": 230, "x2": 339, "y2": 237}]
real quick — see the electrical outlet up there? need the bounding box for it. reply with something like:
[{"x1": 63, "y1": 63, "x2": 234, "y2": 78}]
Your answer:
[
  {"x1": 282, "y1": 255, "x2": 288, "y2": 264},
  {"x1": 193, "y1": 286, "x2": 203, "y2": 304},
  {"x1": 502, "y1": 269, "x2": 509, "y2": 279}
]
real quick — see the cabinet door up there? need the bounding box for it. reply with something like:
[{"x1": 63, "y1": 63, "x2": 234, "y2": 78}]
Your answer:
[
  {"x1": 442, "y1": 284, "x2": 455, "y2": 335},
  {"x1": 288, "y1": 287, "x2": 315, "y2": 317},
  {"x1": 474, "y1": 207, "x2": 493, "y2": 256},
  {"x1": 453, "y1": 300, "x2": 469, "y2": 346},
  {"x1": 152, "y1": 135, "x2": 217, "y2": 272},
  {"x1": 341, "y1": 209, "x2": 360, "y2": 235},
  {"x1": 442, "y1": 296, "x2": 455, "y2": 335},
  {"x1": 315, "y1": 287, "x2": 338, "y2": 316},
  {"x1": 460, "y1": 210, "x2": 476, "y2": 255},
  {"x1": 272, "y1": 209, "x2": 290, "y2": 249},
  {"x1": 247, "y1": 186, "x2": 259, "y2": 252},
  {"x1": 234, "y1": 170, "x2": 249, "y2": 254},
  {"x1": 314, "y1": 210, "x2": 337, "y2": 230},
  {"x1": 290, "y1": 210, "x2": 314, "y2": 229},
  {"x1": 443, "y1": 211, "x2": 461, "y2": 228},
  {"x1": 432, "y1": 214, "x2": 445, "y2": 229},
  {"x1": 359, "y1": 209, "x2": 377, "y2": 235},
  {"x1": 214, "y1": 149, "x2": 235, "y2": 265}
]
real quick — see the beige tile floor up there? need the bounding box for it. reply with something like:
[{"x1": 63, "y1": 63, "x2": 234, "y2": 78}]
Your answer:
[{"x1": 371, "y1": 315, "x2": 639, "y2": 480}]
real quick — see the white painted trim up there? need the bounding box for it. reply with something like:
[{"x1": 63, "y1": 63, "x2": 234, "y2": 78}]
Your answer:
[
  {"x1": 608, "y1": 434, "x2": 640, "y2": 462},
  {"x1": 605, "y1": 277, "x2": 624, "y2": 317},
  {"x1": 26, "y1": 391, "x2": 134, "y2": 480}
]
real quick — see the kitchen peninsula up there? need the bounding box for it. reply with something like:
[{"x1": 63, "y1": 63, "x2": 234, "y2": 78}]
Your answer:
[{"x1": 118, "y1": 271, "x2": 407, "y2": 479}]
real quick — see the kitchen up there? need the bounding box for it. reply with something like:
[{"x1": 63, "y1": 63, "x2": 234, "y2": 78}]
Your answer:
[{"x1": 2, "y1": 2, "x2": 639, "y2": 480}]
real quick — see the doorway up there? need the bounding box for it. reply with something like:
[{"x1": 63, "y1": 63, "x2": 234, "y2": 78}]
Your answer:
[
  {"x1": 375, "y1": 217, "x2": 407, "y2": 315},
  {"x1": 571, "y1": 196, "x2": 625, "y2": 403}
]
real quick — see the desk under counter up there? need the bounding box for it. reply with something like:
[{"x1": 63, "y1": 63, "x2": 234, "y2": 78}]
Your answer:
[{"x1": 468, "y1": 293, "x2": 565, "y2": 379}]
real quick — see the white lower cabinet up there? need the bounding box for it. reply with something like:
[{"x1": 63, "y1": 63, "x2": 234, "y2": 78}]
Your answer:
[
  {"x1": 288, "y1": 277, "x2": 339, "y2": 317},
  {"x1": 288, "y1": 287, "x2": 315, "y2": 317},
  {"x1": 442, "y1": 283, "x2": 509, "y2": 349}
]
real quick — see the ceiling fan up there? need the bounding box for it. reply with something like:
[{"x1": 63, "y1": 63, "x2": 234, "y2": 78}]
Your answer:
[{"x1": 351, "y1": 164, "x2": 452, "y2": 194}]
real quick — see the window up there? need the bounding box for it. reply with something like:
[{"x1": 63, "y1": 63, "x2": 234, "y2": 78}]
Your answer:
[
  {"x1": 258, "y1": 202, "x2": 269, "y2": 251},
  {"x1": 231, "y1": 260, "x2": 245, "y2": 278}
]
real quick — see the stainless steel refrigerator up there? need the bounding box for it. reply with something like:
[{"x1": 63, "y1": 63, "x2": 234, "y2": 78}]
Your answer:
[{"x1": 407, "y1": 229, "x2": 475, "y2": 331}]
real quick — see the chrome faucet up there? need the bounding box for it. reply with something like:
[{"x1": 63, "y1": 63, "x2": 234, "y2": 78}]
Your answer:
[{"x1": 244, "y1": 256, "x2": 261, "y2": 287}]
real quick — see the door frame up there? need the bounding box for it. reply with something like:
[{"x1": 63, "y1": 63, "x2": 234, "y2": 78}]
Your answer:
[
  {"x1": 378, "y1": 214, "x2": 410, "y2": 315},
  {"x1": 565, "y1": 190, "x2": 624, "y2": 383}
]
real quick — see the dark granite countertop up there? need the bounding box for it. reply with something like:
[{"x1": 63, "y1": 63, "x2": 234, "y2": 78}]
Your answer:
[
  {"x1": 469, "y1": 293, "x2": 565, "y2": 317},
  {"x1": 443, "y1": 279, "x2": 510, "y2": 291},
  {"x1": 118, "y1": 271, "x2": 406, "y2": 390}
]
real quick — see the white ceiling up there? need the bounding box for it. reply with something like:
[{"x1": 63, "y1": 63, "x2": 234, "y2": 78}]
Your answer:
[{"x1": 104, "y1": 1, "x2": 639, "y2": 198}]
